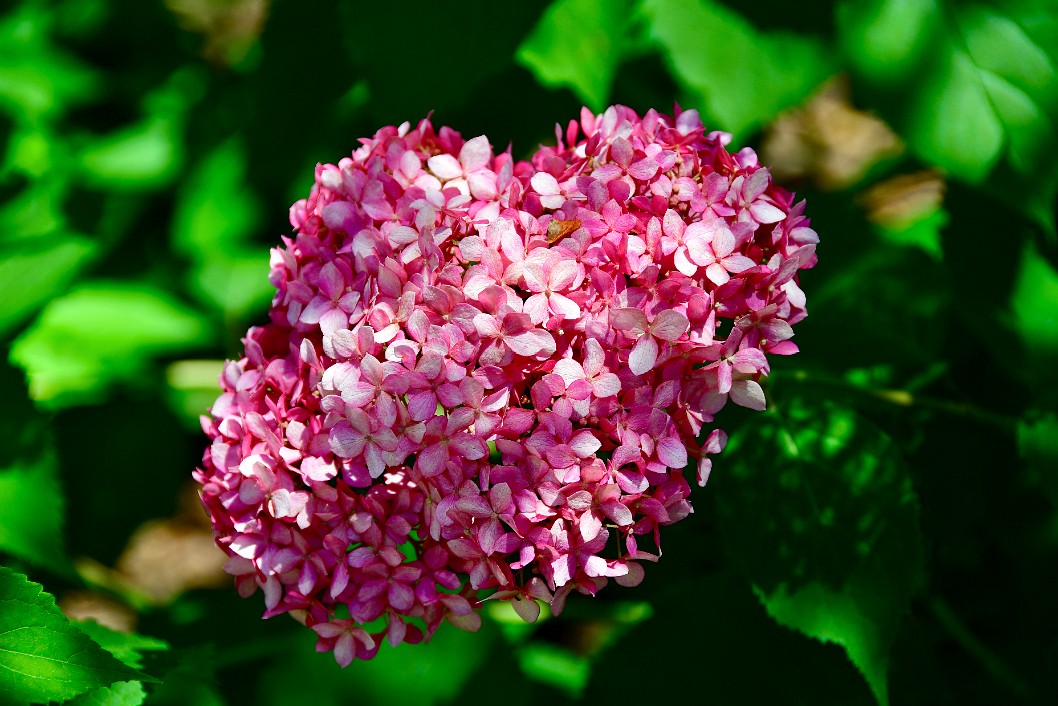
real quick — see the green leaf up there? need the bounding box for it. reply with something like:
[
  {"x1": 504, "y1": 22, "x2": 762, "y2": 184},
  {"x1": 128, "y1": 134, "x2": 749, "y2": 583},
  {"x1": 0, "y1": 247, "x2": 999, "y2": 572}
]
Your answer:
[
  {"x1": 515, "y1": 0, "x2": 634, "y2": 110},
  {"x1": 74, "y1": 622, "x2": 168, "y2": 672},
  {"x1": 10, "y1": 281, "x2": 213, "y2": 406},
  {"x1": 0, "y1": 180, "x2": 69, "y2": 242},
  {"x1": 907, "y1": 47, "x2": 1005, "y2": 182},
  {"x1": 259, "y1": 618, "x2": 496, "y2": 706},
  {"x1": 838, "y1": 0, "x2": 938, "y2": 85},
  {"x1": 171, "y1": 139, "x2": 260, "y2": 259},
  {"x1": 873, "y1": 208, "x2": 947, "y2": 261},
  {"x1": 838, "y1": 0, "x2": 1058, "y2": 230},
  {"x1": 66, "y1": 622, "x2": 169, "y2": 706},
  {"x1": 171, "y1": 138, "x2": 272, "y2": 319},
  {"x1": 715, "y1": 398, "x2": 925, "y2": 706},
  {"x1": 1011, "y1": 241, "x2": 1058, "y2": 357},
  {"x1": 1018, "y1": 413, "x2": 1058, "y2": 507},
  {"x1": 77, "y1": 117, "x2": 181, "y2": 190},
  {"x1": 0, "y1": 235, "x2": 96, "y2": 339},
  {"x1": 0, "y1": 4, "x2": 99, "y2": 123},
  {"x1": 0, "y1": 567, "x2": 156, "y2": 705},
  {"x1": 0, "y1": 447, "x2": 67, "y2": 573},
  {"x1": 188, "y1": 249, "x2": 274, "y2": 321},
  {"x1": 518, "y1": 642, "x2": 590, "y2": 697},
  {"x1": 641, "y1": 0, "x2": 834, "y2": 137},
  {"x1": 68, "y1": 680, "x2": 146, "y2": 706}
]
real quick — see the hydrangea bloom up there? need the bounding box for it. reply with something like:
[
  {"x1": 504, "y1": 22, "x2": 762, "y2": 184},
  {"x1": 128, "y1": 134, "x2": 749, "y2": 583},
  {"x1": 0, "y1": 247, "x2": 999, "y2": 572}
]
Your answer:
[{"x1": 195, "y1": 105, "x2": 818, "y2": 666}]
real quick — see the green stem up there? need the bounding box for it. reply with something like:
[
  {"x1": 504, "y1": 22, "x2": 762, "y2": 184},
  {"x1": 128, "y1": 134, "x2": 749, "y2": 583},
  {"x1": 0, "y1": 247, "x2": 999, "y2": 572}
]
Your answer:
[{"x1": 929, "y1": 597, "x2": 1031, "y2": 697}]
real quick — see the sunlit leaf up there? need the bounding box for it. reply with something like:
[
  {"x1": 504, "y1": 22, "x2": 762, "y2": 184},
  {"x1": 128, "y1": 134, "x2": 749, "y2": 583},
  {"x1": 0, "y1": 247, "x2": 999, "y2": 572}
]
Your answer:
[
  {"x1": 77, "y1": 117, "x2": 182, "y2": 190},
  {"x1": 68, "y1": 680, "x2": 146, "y2": 706},
  {"x1": 0, "y1": 567, "x2": 156, "y2": 705},
  {"x1": 873, "y1": 208, "x2": 947, "y2": 261},
  {"x1": 0, "y1": 234, "x2": 96, "y2": 339},
  {"x1": 1011, "y1": 241, "x2": 1058, "y2": 356},
  {"x1": 171, "y1": 138, "x2": 260, "y2": 258},
  {"x1": 715, "y1": 398, "x2": 925, "y2": 706},
  {"x1": 641, "y1": 0, "x2": 833, "y2": 137},
  {"x1": 838, "y1": 0, "x2": 938, "y2": 85},
  {"x1": 516, "y1": 0, "x2": 634, "y2": 110},
  {"x1": 65, "y1": 622, "x2": 168, "y2": 706},
  {"x1": 838, "y1": 0, "x2": 1058, "y2": 233},
  {"x1": 10, "y1": 281, "x2": 213, "y2": 406},
  {"x1": 189, "y1": 248, "x2": 274, "y2": 321},
  {"x1": 519, "y1": 642, "x2": 590, "y2": 697}
]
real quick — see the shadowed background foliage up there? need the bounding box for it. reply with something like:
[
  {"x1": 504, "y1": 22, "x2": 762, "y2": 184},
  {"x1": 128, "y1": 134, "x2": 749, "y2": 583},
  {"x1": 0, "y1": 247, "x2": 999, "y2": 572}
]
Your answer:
[{"x1": 1, "y1": 0, "x2": 1057, "y2": 704}]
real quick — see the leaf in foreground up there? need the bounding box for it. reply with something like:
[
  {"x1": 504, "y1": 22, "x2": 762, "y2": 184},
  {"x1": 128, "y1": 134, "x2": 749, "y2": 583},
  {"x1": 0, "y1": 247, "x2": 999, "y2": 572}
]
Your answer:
[
  {"x1": 0, "y1": 567, "x2": 156, "y2": 704},
  {"x1": 715, "y1": 398, "x2": 925, "y2": 706}
]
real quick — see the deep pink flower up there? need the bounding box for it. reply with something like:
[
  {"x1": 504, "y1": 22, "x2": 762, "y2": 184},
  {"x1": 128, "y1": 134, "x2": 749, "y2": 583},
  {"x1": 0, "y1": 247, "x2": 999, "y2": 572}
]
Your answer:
[{"x1": 195, "y1": 105, "x2": 817, "y2": 667}]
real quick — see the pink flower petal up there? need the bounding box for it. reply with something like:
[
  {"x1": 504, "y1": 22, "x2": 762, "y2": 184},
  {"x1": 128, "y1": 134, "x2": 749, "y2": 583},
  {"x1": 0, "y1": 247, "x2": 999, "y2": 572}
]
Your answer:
[{"x1": 628, "y1": 335, "x2": 659, "y2": 376}]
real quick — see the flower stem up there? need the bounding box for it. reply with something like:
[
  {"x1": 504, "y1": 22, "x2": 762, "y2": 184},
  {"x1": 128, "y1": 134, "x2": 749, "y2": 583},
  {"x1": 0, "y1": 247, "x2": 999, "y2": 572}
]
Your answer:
[{"x1": 929, "y1": 597, "x2": 1031, "y2": 698}]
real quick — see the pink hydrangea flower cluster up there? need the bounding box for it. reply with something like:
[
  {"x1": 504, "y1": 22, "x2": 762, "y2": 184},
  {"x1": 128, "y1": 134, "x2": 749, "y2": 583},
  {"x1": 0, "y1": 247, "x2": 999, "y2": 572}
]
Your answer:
[{"x1": 195, "y1": 105, "x2": 817, "y2": 666}]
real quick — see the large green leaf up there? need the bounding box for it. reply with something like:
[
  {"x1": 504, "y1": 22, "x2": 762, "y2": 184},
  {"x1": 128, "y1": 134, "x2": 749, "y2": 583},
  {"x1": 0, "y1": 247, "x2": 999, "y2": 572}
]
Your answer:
[
  {"x1": 10, "y1": 282, "x2": 213, "y2": 406},
  {"x1": 67, "y1": 622, "x2": 169, "y2": 706},
  {"x1": 641, "y1": 0, "x2": 834, "y2": 137},
  {"x1": 715, "y1": 397, "x2": 925, "y2": 706},
  {"x1": 516, "y1": 0, "x2": 635, "y2": 110},
  {"x1": 838, "y1": 0, "x2": 1058, "y2": 233},
  {"x1": 0, "y1": 567, "x2": 155, "y2": 705},
  {"x1": 0, "y1": 235, "x2": 96, "y2": 339}
]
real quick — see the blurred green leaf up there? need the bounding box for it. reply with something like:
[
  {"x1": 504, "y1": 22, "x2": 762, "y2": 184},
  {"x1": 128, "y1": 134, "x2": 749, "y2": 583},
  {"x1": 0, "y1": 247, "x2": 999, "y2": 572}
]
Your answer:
[
  {"x1": 171, "y1": 138, "x2": 273, "y2": 319},
  {"x1": 0, "y1": 447, "x2": 67, "y2": 573},
  {"x1": 516, "y1": 0, "x2": 634, "y2": 110},
  {"x1": 189, "y1": 249, "x2": 274, "y2": 321},
  {"x1": 69, "y1": 680, "x2": 146, "y2": 706},
  {"x1": 0, "y1": 2, "x2": 99, "y2": 123},
  {"x1": 716, "y1": 398, "x2": 925, "y2": 706},
  {"x1": 873, "y1": 208, "x2": 947, "y2": 261},
  {"x1": 807, "y1": 244, "x2": 950, "y2": 369},
  {"x1": 0, "y1": 567, "x2": 156, "y2": 705},
  {"x1": 519, "y1": 642, "x2": 590, "y2": 697},
  {"x1": 838, "y1": 0, "x2": 938, "y2": 85},
  {"x1": 0, "y1": 234, "x2": 96, "y2": 339},
  {"x1": 641, "y1": 0, "x2": 834, "y2": 136},
  {"x1": 259, "y1": 619, "x2": 496, "y2": 706},
  {"x1": 10, "y1": 281, "x2": 213, "y2": 406},
  {"x1": 0, "y1": 178, "x2": 70, "y2": 241},
  {"x1": 1011, "y1": 241, "x2": 1058, "y2": 356},
  {"x1": 1018, "y1": 412, "x2": 1058, "y2": 507},
  {"x1": 78, "y1": 116, "x2": 181, "y2": 190},
  {"x1": 839, "y1": 0, "x2": 1058, "y2": 232},
  {"x1": 172, "y1": 139, "x2": 260, "y2": 258}
]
